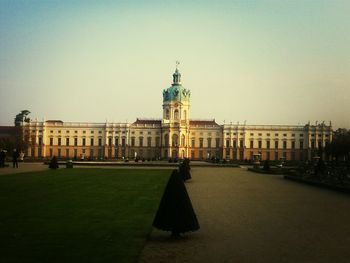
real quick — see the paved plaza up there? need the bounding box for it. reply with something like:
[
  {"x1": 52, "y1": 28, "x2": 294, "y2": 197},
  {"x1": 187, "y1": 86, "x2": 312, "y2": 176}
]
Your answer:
[{"x1": 139, "y1": 167, "x2": 350, "y2": 263}]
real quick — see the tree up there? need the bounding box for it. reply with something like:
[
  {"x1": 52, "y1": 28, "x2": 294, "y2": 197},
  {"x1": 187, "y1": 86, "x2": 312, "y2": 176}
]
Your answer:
[
  {"x1": 325, "y1": 128, "x2": 350, "y2": 161},
  {"x1": 14, "y1": 110, "x2": 31, "y2": 126}
]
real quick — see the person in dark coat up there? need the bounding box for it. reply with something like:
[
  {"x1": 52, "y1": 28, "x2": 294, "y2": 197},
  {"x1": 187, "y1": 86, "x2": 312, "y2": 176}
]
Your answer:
[
  {"x1": 49, "y1": 156, "x2": 59, "y2": 169},
  {"x1": 179, "y1": 158, "x2": 191, "y2": 181},
  {"x1": 12, "y1": 149, "x2": 19, "y2": 168},
  {"x1": 153, "y1": 169, "x2": 199, "y2": 237}
]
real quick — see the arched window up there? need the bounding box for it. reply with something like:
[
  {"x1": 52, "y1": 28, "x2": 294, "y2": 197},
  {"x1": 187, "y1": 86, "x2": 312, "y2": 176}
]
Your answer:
[
  {"x1": 174, "y1": 109, "x2": 179, "y2": 120},
  {"x1": 172, "y1": 134, "x2": 178, "y2": 147},
  {"x1": 165, "y1": 109, "x2": 170, "y2": 120},
  {"x1": 164, "y1": 134, "x2": 169, "y2": 146},
  {"x1": 181, "y1": 134, "x2": 186, "y2": 147}
]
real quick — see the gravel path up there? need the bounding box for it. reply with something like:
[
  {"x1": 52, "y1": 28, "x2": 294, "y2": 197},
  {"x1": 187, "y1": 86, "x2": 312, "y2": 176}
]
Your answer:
[
  {"x1": 139, "y1": 167, "x2": 350, "y2": 263},
  {"x1": 0, "y1": 162, "x2": 48, "y2": 175}
]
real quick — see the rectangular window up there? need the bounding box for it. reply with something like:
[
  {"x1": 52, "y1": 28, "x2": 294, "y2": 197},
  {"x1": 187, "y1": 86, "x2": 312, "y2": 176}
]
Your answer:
[
  {"x1": 115, "y1": 137, "x2": 119, "y2": 146},
  {"x1": 58, "y1": 148, "x2": 61, "y2": 157},
  {"x1": 216, "y1": 138, "x2": 220, "y2": 148},
  {"x1": 291, "y1": 141, "x2": 295, "y2": 149},
  {"x1": 74, "y1": 138, "x2": 78, "y2": 146},
  {"x1": 66, "y1": 138, "x2": 69, "y2": 146},
  {"x1": 232, "y1": 140, "x2": 237, "y2": 148},
  {"x1": 250, "y1": 141, "x2": 254, "y2": 148},
  {"x1": 82, "y1": 138, "x2": 86, "y2": 146},
  {"x1": 66, "y1": 149, "x2": 69, "y2": 157},
  {"x1": 199, "y1": 150, "x2": 203, "y2": 159},
  {"x1": 300, "y1": 140, "x2": 304, "y2": 149},
  {"x1": 291, "y1": 151, "x2": 295, "y2": 161},
  {"x1": 274, "y1": 151, "x2": 278, "y2": 161},
  {"x1": 90, "y1": 149, "x2": 94, "y2": 158},
  {"x1": 50, "y1": 138, "x2": 53, "y2": 146},
  {"x1": 207, "y1": 138, "x2": 212, "y2": 148},
  {"x1": 283, "y1": 152, "x2": 287, "y2": 159},
  {"x1": 226, "y1": 139, "x2": 230, "y2": 148},
  {"x1": 283, "y1": 141, "x2": 287, "y2": 149},
  {"x1": 139, "y1": 137, "x2": 143, "y2": 147},
  {"x1": 58, "y1": 138, "x2": 61, "y2": 146},
  {"x1": 311, "y1": 140, "x2": 315, "y2": 149},
  {"x1": 318, "y1": 140, "x2": 322, "y2": 149},
  {"x1": 38, "y1": 137, "x2": 42, "y2": 146},
  {"x1": 275, "y1": 141, "x2": 279, "y2": 149},
  {"x1": 258, "y1": 141, "x2": 262, "y2": 149},
  {"x1": 98, "y1": 138, "x2": 102, "y2": 146},
  {"x1": 131, "y1": 137, "x2": 135, "y2": 147},
  {"x1": 266, "y1": 151, "x2": 270, "y2": 160},
  {"x1": 109, "y1": 138, "x2": 112, "y2": 146},
  {"x1": 240, "y1": 139, "x2": 244, "y2": 148},
  {"x1": 147, "y1": 137, "x2": 152, "y2": 147},
  {"x1": 122, "y1": 138, "x2": 126, "y2": 147},
  {"x1": 74, "y1": 149, "x2": 77, "y2": 158},
  {"x1": 90, "y1": 138, "x2": 94, "y2": 146},
  {"x1": 267, "y1": 140, "x2": 270, "y2": 149},
  {"x1": 156, "y1": 137, "x2": 160, "y2": 147},
  {"x1": 191, "y1": 139, "x2": 195, "y2": 148},
  {"x1": 199, "y1": 138, "x2": 203, "y2": 148}
]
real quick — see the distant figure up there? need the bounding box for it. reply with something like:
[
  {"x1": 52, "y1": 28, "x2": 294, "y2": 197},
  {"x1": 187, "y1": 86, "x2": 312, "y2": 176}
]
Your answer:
[
  {"x1": 12, "y1": 149, "x2": 19, "y2": 168},
  {"x1": 153, "y1": 170, "x2": 199, "y2": 237},
  {"x1": 49, "y1": 156, "x2": 59, "y2": 169},
  {"x1": 0, "y1": 149, "x2": 6, "y2": 167}
]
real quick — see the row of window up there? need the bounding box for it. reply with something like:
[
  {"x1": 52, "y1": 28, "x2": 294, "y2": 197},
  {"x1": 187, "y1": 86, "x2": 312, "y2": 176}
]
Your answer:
[
  {"x1": 47, "y1": 137, "x2": 127, "y2": 147},
  {"x1": 225, "y1": 132, "x2": 330, "y2": 138},
  {"x1": 225, "y1": 139, "x2": 328, "y2": 149}
]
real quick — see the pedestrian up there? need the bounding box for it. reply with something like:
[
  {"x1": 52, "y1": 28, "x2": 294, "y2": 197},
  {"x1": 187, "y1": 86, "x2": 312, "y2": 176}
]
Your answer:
[
  {"x1": 12, "y1": 149, "x2": 19, "y2": 168},
  {"x1": 0, "y1": 149, "x2": 5, "y2": 167}
]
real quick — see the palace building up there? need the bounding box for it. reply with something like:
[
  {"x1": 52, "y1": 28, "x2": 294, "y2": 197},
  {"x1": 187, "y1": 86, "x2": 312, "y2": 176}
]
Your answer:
[{"x1": 16, "y1": 67, "x2": 333, "y2": 161}]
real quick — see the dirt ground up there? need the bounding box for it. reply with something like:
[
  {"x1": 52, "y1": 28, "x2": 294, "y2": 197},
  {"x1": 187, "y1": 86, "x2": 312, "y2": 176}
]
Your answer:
[{"x1": 139, "y1": 167, "x2": 350, "y2": 263}]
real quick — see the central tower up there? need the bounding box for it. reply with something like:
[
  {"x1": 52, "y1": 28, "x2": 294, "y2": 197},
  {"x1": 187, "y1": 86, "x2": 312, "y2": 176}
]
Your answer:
[{"x1": 161, "y1": 63, "x2": 191, "y2": 159}]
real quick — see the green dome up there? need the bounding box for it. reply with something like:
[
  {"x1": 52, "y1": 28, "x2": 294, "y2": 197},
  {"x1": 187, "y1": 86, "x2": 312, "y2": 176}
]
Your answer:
[
  {"x1": 163, "y1": 68, "x2": 190, "y2": 103},
  {"x1": 163, "y1": 85, "x2": 190, "y2": 103}
]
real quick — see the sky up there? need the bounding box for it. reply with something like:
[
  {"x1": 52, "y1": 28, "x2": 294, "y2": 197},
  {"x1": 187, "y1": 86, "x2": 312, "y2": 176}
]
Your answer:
[{"x1": 0, "y1": 0, "x2": 349, "y2": 128}]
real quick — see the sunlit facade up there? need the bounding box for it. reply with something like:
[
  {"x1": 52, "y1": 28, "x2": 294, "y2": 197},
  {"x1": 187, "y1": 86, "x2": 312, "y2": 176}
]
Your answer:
[{"x1": 19, "y1": 68, "x2": 333, "y2": 161}]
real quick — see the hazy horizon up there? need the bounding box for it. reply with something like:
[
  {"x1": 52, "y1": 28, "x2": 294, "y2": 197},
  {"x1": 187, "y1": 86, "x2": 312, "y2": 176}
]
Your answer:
[{"x1": 1, "y1": 1, "x2": 349, "y2": 129}]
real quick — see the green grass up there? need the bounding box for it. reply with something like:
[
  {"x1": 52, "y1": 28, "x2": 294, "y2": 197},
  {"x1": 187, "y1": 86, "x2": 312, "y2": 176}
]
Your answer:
[{"x1": 0, "y1": 168, "x2": 171, "y2": 263}]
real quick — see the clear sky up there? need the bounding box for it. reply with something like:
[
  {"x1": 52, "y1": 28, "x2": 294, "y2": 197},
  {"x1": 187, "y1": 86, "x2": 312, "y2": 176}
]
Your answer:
[{"x1": 0, "y1": 0, "x2": 349, "y2": 128}]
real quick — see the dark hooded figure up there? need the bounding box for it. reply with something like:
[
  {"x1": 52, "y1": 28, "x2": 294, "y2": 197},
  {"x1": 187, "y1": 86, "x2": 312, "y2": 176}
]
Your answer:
[
  {"x1": 153, "y1": 169, "x2": 199, "y2": 237},
  {"x1": 49, "y1": 156, "x2": 59, "y2": 169},
  {"x1": 179, "y1": 158, "x2": 191, "y2": 181}
]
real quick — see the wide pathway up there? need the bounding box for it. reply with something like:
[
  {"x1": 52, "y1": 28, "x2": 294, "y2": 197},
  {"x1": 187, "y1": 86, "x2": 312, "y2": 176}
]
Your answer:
[
  {"x1": 139, "y1": 167, "x2": 350, "y2": 263},
  {"x1": 0, "y1": 162, "x2": 48, "y2": 175}
]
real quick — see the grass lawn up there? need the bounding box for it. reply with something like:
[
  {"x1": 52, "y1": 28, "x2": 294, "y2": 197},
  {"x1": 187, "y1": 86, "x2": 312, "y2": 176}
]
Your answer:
[{"x1": 0, "y1": 168, "x2": 171, "y2": 263}]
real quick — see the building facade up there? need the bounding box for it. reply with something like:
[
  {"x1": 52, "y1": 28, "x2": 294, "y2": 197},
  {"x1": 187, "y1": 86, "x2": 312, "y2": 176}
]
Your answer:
[{"x1": 17, "y1": 67, "x2": 333, "y2": 161}]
